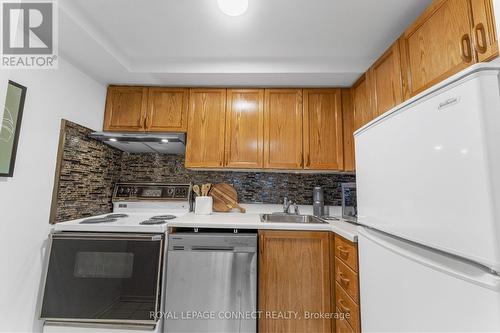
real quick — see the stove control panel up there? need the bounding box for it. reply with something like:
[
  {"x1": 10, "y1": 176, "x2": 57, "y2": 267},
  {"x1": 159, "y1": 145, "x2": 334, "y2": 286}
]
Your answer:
[{"x1": 113, "y1": 183, "x2": 191, "y2": 201}]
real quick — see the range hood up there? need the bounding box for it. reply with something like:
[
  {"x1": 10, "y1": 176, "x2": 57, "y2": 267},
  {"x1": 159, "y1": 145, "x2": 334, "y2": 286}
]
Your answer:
[{"x1": 89, "y1": 132, "x2": 186, "y2": 154}]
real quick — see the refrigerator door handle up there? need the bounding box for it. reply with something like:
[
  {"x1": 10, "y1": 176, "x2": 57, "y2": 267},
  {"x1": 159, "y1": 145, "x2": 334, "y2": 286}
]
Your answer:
[{"x1": 359, "y1": 227, "x2": 500, "y2": 292}]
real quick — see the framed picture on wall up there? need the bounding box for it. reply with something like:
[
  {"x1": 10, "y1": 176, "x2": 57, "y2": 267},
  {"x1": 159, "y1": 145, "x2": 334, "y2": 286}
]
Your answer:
[{"x1": 0, "y1": 81, "x2": 27, "y2": 177}]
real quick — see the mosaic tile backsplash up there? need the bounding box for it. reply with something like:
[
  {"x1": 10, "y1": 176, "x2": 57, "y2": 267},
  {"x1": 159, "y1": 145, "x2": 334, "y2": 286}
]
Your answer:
[
  {"x1": 120, "y1": 153, "x2": 355, "y2": 206},
  {"x1": 51, "y1": 120, "x2": 122, "y2": 223},
  {"x1": 52, "y1": 121, "x2": 356, "y2": 222}
]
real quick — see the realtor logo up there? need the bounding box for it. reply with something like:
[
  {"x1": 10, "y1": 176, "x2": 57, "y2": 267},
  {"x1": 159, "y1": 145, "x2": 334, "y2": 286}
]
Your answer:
[{"x1": 1, "y1": 0, "x2": 58, "y2": 68}]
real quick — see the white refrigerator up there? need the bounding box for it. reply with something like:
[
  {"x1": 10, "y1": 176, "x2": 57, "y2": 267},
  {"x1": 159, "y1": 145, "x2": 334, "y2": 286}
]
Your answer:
[{"x1": 355, "y1": 63, "x2": 500, "y2": 332}]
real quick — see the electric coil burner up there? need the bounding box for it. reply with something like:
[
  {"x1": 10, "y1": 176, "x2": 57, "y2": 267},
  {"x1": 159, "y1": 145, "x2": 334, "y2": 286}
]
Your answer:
[
  {"x1": 80, "y1": 217, "x2": 117, "y2": 224},
  {"x1": 59, "y1": 183, "x2": 192, "y2": 233}
]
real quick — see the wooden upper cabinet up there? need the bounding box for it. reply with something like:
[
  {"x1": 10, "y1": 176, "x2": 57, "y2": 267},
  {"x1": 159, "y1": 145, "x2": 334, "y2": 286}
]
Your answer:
[
  {"x1": 303, "y1": 89, "x2": 344, "y2": 170},
  {"x1": 400, "y1": 0, "x2": 475, "y2": 98},
  {"x1": 352, "y1": 74, "x2": 372, "y2": 131},
  {"x1": 259, "y1": 230, "x2": 332, "y2": 333},
  {"x1": 185, "y1": 89, "x2": 226, "y2": 168},
  {"x1": 471, "y1": 0, "x2": 499, "y2": 62},
  {"x1": 224, "y1": 89, "x2": 264, "y2": 169},
  {"x1": 104, "y1": 86, "x2": 148, "y2": 131},
  {"x1": 341, "y1": 89, "x2": 356, "y2": 172},
  {"x1": 146, "y1": 88, "x2": 188, "y2": 132},
  {"x1": 369, "y1": 41, "x2": 403, "y2": 118},
  {"x1": 263, "y1": 89, "x2": 303, "y2": 169}
]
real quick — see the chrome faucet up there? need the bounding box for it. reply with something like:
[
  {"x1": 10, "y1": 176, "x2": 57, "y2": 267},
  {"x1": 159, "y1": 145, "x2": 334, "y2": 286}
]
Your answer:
[
  {"x1": 283, "y1": 197, "x2": 300, "y2": 215},
  {"x1": 283, "y1": 197, "x2": 291, "y2": 213}
]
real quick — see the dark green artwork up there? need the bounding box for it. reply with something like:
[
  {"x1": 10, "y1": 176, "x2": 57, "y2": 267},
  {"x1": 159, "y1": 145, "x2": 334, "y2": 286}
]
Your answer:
[{"x1": 0, "y1": 81, "x2": 27, "y2": 177}]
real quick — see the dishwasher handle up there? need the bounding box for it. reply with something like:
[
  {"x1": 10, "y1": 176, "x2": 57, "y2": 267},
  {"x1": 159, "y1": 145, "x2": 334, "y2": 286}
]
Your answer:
[
  {"x1": 190, "y1": 246, "x2": 235, "y2": 252},
  {"x1": 168, "y1": 233, "x2": 257, "y2": 253}
]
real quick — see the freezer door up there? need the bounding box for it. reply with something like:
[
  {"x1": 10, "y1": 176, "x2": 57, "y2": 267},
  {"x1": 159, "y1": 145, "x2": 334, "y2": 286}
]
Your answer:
[
  {"x1": 358, "y1": 227, "x2": 500, "y2": 332},
  {"x1": 355, "y1": 67, "x2": 500, "y2": 271}
]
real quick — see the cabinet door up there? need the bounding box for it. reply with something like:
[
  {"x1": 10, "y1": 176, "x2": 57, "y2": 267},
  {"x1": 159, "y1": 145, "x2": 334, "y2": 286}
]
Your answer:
[
  {"x1": 224, "y1": 89, "x2": 264, "y2": 169},
  {"x1": 341, "y1": 89, "x2": 356, "y2": 172},
  {"x1": 471, "y1": 0, "x2": 499, "y2": 62},
  {"x1": 370, "y1": 41, "x2": 403, "y2": 117},
  {"x1": 103, "y1": 86, "x2": 148, "y2": 131},
  {"x1": 146, "y1": 88, "x2": 188, "y2": 132},
  {"x1": 263, "y1": 89, "x2": 303, "y2": 169},
  {"x1": 303, "y1": 89, "x2": 344, "y2": 170},
  {"x1": 352, "y1": 75, "x2": 372, "y2": 131},
  {"x1": 185, "y1": 89, "x2": 226, "y2": 168},
  {"x1": 259, "y1": 231, "x2": 332, "y2": 333},
  {"x1": 400, "y1": 0, "x2": 475, "y2": 98}
]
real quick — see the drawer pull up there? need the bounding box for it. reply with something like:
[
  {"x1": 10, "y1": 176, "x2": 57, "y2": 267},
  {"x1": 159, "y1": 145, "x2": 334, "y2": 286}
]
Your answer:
[
  {"x1": 339, "y1": 272, "x2": 350, "y2": 286},
  {"x1": 337, "y1": 246, "x2": 349, "y2": 258},
  {"x1": 338, "y1": 299, "x2": 351, "y2": 314}
]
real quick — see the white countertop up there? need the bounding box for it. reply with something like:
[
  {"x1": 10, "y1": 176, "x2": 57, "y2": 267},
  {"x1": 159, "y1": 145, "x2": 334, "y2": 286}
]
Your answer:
[
  {"x1": 169, "y1": 204, "x2": 359, "y2": 242},
  {"x1": 53, "y1": 204, "x2": 359, "y2": 242}
]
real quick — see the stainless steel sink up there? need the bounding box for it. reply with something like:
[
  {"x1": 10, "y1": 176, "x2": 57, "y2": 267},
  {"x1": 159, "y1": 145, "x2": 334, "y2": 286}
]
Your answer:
[{"x1": 260, "y1": 213, "x2": 328, "y2": 224}]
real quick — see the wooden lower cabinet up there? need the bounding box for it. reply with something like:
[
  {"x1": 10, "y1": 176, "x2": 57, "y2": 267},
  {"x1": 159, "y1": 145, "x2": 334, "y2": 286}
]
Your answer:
[
  {"x1": 258, "y1": 230, "x2": 332, "y2": 333},
  {"x1": 333, "y1": 235, "x2": 361, "y2": 333}
]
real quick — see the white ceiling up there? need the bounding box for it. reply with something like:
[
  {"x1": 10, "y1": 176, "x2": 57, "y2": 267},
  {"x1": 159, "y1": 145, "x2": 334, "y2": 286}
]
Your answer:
[{"x1": 58, "y1": 0, "x2": 431, "y2": 87}]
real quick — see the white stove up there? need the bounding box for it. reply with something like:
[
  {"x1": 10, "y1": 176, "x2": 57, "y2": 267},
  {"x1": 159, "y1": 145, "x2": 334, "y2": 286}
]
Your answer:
[
  {"x1": 43, "y1": 183, "x2": 192, "y2": 333},
  {"x1": 55, "y1": 183, "x2": 192, "y2": 233}
]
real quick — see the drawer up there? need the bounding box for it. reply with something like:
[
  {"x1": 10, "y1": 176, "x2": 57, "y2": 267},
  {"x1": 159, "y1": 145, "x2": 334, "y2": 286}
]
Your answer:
[
  {"x1": 336, "y1": 309, "x2": 355, "y2": 333},
  {"x1": 335, "y1": 235, "x2": 358, "y2": 272},
  {"x1": 335, "y1": 257, "x2": 359, "y2": 303},
  {"x1": 336, "y1": 282, "x2": 360, "y2": 332}
]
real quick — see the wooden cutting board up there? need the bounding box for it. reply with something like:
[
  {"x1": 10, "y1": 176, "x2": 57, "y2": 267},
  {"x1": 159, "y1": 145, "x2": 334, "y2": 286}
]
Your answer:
[{"x1": 209, "y1": 183, "x2": 246, "y2": 213}]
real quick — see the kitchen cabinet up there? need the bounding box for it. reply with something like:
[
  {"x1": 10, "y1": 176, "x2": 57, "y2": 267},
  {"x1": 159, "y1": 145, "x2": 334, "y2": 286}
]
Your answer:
[
  {"x1": 258, "y1": 230, "x2": 332, "y2": 333},
  {"x1": 146, "y1": 88, "x2": 188, "y2": 132},
  {"x1": 224, "y1": 89, "x2": 264, "y2": 169},
  {"x1": 104, "y1": 86, "x2": 188, "y2": 132},
  {"x1": 303, "y1": 89, "x2": 344, "y2": 170},
  {"x1": 400, "y1": 0, "x2": 498, "y2": 99},
  {"x1": 263, "y1": 89, "x2": 304, "y2": 169},
  {"x1": 185, "y1": 89, "x2": 226, "y2": 168},
  {"x1": 352, "y1": 74, "x2": 372, "y2": 131},
  {"x1": 341, "y1": 89, "x2": 356, "y2": 172},
  {"x1": 369, "y1": 41, "x2": 403, "y2": 118},
  {"x1": 103, "y1": 86, "x2": 148, "y2": 131},
  {"x1": 471, "y1": 0, "x2": 499, "y2": 62},
  {"x1": 334, "y1": 235, "x2": 360, "y2": 333}
]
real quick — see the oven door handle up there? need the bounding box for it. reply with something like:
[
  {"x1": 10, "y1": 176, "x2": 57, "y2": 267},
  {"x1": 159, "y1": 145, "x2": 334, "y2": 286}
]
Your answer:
[{"x1": 51, "y1": 232, "x2": 163, "y2": 241}]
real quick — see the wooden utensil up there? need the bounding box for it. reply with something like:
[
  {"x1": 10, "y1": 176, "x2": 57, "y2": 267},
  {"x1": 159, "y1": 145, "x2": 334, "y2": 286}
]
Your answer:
[
  {"x1": 193, "y1": 185, "x2": 201, "y2": 196},
  {"x1": 201, "y1": 183, "x2": 212, "y2": 196},
  {"x1": 209, "y1": 183, "x2": 246, "y2": 213}
]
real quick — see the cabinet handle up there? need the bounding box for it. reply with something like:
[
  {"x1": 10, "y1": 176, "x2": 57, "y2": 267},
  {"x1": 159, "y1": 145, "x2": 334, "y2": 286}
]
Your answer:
[
  {"x1": 306, "y1": 153, "x2": 310, "y2": 167},
  {"x1": 337, "y1": 246, "x2": 350, "y2": 258},
  {"x1": 300, "y1": 153, "x2": 304, "y2": 167},
  {"x1": 474, "y1": 23, "x2": 488, "y2": 54},
  {"x1": 338, "y1": 299, "x2": 351, "y2": 314},
  {"x1": 460, "y1": 34, "x2": 473, "y2": 63},
  {"x1": 339, "y1": 272, "x2": 350, "y2": 286}
]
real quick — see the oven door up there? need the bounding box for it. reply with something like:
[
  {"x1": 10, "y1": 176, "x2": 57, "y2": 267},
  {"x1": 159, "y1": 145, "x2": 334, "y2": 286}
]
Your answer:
[{"x1": 40, "y1": 232, "x2": 164, "y2": 326}]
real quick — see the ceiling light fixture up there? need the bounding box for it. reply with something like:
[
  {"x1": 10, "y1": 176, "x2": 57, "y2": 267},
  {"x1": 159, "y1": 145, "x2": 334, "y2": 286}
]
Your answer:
[
  {"x1": 109, "y1": 138, "x2": 117, "y2": 142},
  {"x1": 217, "y1": 0, "x2": 248, "y2": 16},
  {"x1": 161, "y1": 139, "x2": 169, "y2": 143}
]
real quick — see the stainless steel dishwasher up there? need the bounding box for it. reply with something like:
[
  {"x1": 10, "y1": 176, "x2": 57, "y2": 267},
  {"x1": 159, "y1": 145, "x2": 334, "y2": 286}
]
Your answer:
[{"x1": 164, "y1": 230, "x2": 257, "y2": 333}]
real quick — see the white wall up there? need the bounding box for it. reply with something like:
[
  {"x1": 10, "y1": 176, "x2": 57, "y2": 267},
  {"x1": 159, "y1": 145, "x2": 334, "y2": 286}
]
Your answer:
[{"x1": 0, "y1": 58, "x2": 106, "y2": 332}]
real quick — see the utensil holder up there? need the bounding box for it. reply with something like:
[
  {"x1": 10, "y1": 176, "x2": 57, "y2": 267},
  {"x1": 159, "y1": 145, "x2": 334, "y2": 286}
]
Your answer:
[{"x1": 195, "y1": 196, "x2": 213, "y2": 215}]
